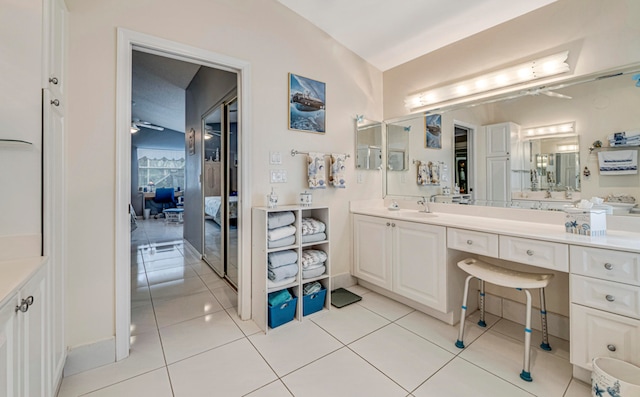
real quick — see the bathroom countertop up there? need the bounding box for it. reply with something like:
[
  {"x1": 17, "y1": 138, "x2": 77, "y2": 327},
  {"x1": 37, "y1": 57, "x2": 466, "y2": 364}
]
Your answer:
[
  {"x1": 351, "y1": 205, "x2": 640, "y2": 254},
  {"x1": 0, "y1": 256, "x2": 48, "y2": 308}
]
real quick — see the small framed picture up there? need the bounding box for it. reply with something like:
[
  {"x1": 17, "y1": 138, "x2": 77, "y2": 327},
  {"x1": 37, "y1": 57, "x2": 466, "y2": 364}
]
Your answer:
[
  {"x1": 188, "y1": 128, "x2": 196, "y2": 155},
  {"x1": 425, "y1": 114, "x2": 442, "y2": 149},
  {"x1": 288, "y1": 73, "x2": 326, "y2": 133}
]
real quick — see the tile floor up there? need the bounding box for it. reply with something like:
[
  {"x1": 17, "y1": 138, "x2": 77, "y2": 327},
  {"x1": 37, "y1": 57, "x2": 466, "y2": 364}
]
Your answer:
[{"x1": 57, "y1": 219, "x2": 591, "y2": 397}]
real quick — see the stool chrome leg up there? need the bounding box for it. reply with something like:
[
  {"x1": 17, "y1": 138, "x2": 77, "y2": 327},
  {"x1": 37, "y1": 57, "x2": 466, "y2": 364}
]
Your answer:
[
  {"x1": 455, "y1": 275, "x2": 474, "y2": 349},
  {"x1": 478, "y1": 279, "x2": 487, "y2": 327},
  {"x1": 539, "y1": 288, "x2": 552, "y2": 351},
  {"x1": 520, "y1": 289, "x2": 533, "y2": 382}
]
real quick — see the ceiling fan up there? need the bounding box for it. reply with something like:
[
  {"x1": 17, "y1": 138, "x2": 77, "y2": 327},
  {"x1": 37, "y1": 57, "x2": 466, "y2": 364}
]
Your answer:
[{"x1": 132, "y1": 119, "x2": 165, "y2": 131}]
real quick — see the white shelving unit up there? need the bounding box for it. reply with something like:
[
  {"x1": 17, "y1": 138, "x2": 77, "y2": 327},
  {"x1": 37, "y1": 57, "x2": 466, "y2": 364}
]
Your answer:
[{"x1": 252, "y1": 205, "x2": 331, "y2": 333}]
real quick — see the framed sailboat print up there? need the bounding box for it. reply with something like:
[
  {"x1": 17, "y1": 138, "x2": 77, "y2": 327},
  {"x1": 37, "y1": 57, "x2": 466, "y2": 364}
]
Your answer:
[{"x1": 288, "y1": 73, "x2": 326, "y2": 133}]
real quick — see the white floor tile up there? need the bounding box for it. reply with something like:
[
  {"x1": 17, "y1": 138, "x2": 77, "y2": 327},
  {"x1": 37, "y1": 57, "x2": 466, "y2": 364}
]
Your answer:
[
  {"x1": 356, "y1": 291, "x2": 414, "y2": 321},
  {"x1": 199, "y1": 271, "x2": 229, "y2": 290},
  {"x1": 311, "y1": 303, "x2": 390, "y2": 344},
  {"x1": 145, "y1": 265, "x2": 198, "y2": 286},
  {"x1": 190, "y1": 261, "x2": 215, "y2": 276},
  {"x1": 244, "y1": 380, "x2": 293, "y2": 397},
  {"x1": 130, "y1": 303, "x2": 157, "y2": 336},
  {"x1": 413, "y1": 357, "x2": 535, "y2": 397},
  {"x1": 226, "y1": 307, "x2": 262, "y2": 336},
  {"x1": 153, "y1": 290, "x2": 224, "y2": 328},
  {"x1": 142, "y1": 247, "x2": 183, "y2": 263},
  {"x1": 395, "y1": 309, "x2": 498, "y2": 354},
  {"x1": 131, "y1": 286, "x2": 152, "y2": 309},
  {"x1": 490, "y1": 318, "x2": 570, "y2": 361},
  {"x1": 249, "y1": 320, "x2": 342, "y2": 376},
  {"x1": 345, "y1": 284, "x2": 372, "y2": 296},
  {"x1": 168, "y1": 338, "x2": 277, "y2": 397},
  {"x1": 143, "y1": 257, "x2": 193, "y2": 272},
  {"x1": 282, "y1": 347, "x2": 408, "y2": 397},
  {"x1": 459, "y1": 330, "x2": 573, "y2": 397},
  {"x1": 80, "y1": 368, "x2": 173, "y2": 397},
  {"x1": 210, "y1": 284, "x2": 238, "y2": 309},
  {"x1": 149, "y1": 276, "x2": 208, "y2": 302},
  {"x1": 349, "y1": 323, "x2": 455, "y2": 391},
  {"x1": 563, "y1": 379, "x2": 591, "y2": 397},
  {"x1": 159, "y1": 310, "x2": 244, "y2": 364}
]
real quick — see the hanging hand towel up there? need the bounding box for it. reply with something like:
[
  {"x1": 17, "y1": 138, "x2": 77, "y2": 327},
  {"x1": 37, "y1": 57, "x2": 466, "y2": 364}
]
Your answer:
[
  {"x1": 417, "y1": 161, "x2": 430, "y2": 185},
  {"x1": 329, "y1": 153, "x2": 347, "y2": 188},
  {"x1": 428, "y1": 161, "x2": 440, "y2": 184},
  {"x1": 598, "y1": 150, "x2": 638, "y2": 175},
  {"x1": 307, "y1": 152, "x2": 326, "y2": 189}
]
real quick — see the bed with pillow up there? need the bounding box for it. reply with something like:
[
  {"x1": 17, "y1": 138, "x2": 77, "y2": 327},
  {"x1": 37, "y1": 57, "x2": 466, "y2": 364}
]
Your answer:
[{"x1": 205, "y1": 196, "x2": 238, "y2": 226}]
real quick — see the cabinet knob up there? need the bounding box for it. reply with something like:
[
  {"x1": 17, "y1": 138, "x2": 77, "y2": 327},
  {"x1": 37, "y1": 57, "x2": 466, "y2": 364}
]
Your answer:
[
  {"x1": 386, "y1": 222, "x2": 390, "y2": 227},
  {"x1": 15, "y1": 299, "x2": 30, "y2": 313},
  {"x1": 605, "y1": 294, "x2": 615, "y2": 302},
  {"x1": 526, "y1": 249, "x2": 534, "y2": 256},
  {"x1": 25, "y1": 295, "x2": 34, "y2": 305},
  {"x1": 604, "y1": 263, "x2": 613, "y2": 270},
  {"x1": 466, "y1": 240, "x2": 473, "y2": 245},
  {"x1": 49, "y1": 76, "x2": 59, "y2": 85},
  {"x1": 391, "y1": 223, "x2": 396, "y2": 227},
  {"x1": 51, "y1": 99, "x2": 60, "y2": 107},
  {"x1": 607, "y1": 344, "x2": 617, "y2": 352}
]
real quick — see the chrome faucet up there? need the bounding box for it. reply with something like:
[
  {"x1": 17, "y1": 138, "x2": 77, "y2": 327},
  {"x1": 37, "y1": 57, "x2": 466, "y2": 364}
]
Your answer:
[
  {"x1": 417, "y1": 196, "x2": 430, "y2": 213},
  {"x1": 545, "y1": 189, "x2": 552, "y2": 199}
]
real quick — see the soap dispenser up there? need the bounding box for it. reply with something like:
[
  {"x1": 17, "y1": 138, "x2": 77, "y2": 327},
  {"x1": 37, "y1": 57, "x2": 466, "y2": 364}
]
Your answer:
[
  {"x1": 388, "y1": 200, "x2": 400, "y2": 211},
  {"x1": 267, "y1": 188, "x2": 278, "y2": 208}
]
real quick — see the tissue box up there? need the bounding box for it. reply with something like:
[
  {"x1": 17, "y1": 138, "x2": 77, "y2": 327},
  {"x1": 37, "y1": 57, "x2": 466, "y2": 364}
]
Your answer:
[{"x1": 564, "y1": 208, "x2": 606, "y2": 236}]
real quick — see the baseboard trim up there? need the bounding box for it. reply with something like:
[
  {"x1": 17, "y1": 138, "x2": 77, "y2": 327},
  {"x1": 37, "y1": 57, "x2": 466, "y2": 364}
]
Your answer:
[
  {"x1": 63, "y1": 337, "x2": 116, "y2": 377},
  {"x1": 331, "y1": 272, "x2": 357, "y2": 290}
]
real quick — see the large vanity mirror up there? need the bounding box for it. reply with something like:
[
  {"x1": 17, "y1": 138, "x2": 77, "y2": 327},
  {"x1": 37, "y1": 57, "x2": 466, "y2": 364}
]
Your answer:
[
  {"x1": 356, "y1": 118, "x2": 383, "y2": 170},
  {"x1": 385, "y1": 64, "x2": 640, "y2": 216}
]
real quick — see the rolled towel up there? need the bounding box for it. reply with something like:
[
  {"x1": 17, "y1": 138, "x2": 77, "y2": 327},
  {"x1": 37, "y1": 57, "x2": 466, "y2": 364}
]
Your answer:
[
  {"x1": 268, "y1": 235, "x2": 296, "y2": 249},
  {"x1": 268, "y1": 263, "x2": 299, "y2": 281},
  {"x1": 268, "y1": 250, "x2": 298, "y2": 268},
  {"x1": 267, "y1": 211, "x2": 295, "y2": 229},
  {"x1": 302, "y1": 265, "x2": 325, "y2": 279},
  {"x1": 268, "y1": 225, "x2": 296, "y2": 241},
  {"x1": 301, "y1": 232, "x2": 326, "y2": 244},
  {"x1": 301, "y1": 249, "x2": 328, "y2": 268},
  {"x1": 268, "y1": 289, "x2": 292, "y2": 307},
  {"x1": 303, "y1": 281, "x2": 322, "y2": 296},
  {"x1": 301, "y1": 218, "x2": 325, "y2": 235}
]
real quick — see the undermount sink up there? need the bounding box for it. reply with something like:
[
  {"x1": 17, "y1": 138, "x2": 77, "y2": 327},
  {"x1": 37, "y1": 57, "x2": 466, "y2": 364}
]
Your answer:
[{"x1": 396, "y1": 211, "x2": 438, "y2": 219}]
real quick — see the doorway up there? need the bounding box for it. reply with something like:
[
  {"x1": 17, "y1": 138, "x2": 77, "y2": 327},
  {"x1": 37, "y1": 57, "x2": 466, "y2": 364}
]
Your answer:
[
  {"x1": 454, "y1": 122, "x2": 475, "y2": 198},
  {"x1": 115, "y1": 29, "x2": 252, "y2": 360},
  {"x1": 202, "y1": 96, "x2": 239, "y2": 288}
]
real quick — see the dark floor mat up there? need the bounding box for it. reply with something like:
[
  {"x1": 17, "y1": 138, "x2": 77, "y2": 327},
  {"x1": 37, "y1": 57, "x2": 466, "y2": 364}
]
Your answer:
[{"x1": 331, "y1": 288, "x2": 362, "y2": 308}]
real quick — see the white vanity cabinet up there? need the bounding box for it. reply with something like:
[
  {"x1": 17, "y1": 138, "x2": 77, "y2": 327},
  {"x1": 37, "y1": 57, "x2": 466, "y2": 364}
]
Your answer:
[
  {"x1": 484, "y1": 122, "x2": 521, "y2": 203},
  {"x1": 353, "y1": 214, "x2": 447, "y2": 311},
  {"x1": 0, "y1": 261, "x2": 49, "y2": 397},
  {"x1": 570, "y1": 246, "x2": 640, "y2": 372}
]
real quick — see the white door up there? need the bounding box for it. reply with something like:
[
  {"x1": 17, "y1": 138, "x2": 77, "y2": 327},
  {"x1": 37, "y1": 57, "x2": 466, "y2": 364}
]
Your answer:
[
  {"x1": 19, "y1": 268, "x2": 48, "y2": 397},
  {"x1": 486, "y1": 156, "x2": 510, "y2": 204},
  {"x1": 393, "y1": 221, "x2": 447, "y2": 311},
  {"x1": 485, "y1": 123, "x2": 510, "y2": 157},
  {"x1": 0, "y1": 299, "x2": 18, "y2": 397},
  {"x1": 353, "y1": 215, "x2": 392, "y2": 289}
]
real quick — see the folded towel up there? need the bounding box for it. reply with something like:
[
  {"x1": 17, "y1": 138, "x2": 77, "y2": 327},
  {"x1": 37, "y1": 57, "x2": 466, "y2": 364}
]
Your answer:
[
  {"x1": 301, "y1": 218, "x2": 326, "y2": 235},
  {"x1": 301, "y1": 249, "x2": 328, "y2": 268},
  {"x1": 607, "y1": 130, "x2": 640, "y2": 141},
  {"x1": 307, "y1": 152, "x2": 327, "y2": 189},
  {"x1": 267, "y1": 225, "x2": 296, "y2": 241},
  {"x1": 303, "y1": 281, "x2": 322, "y2": 296},
  {"x1": 267, "y1": 289, "x2": 292, "y2": 307},
  {"x1": 598, "y1": 150, "x2": 638, "y2": 175},
  {"x1": 268, "y1": 235, "x2": 296, "y2": 249},
  {"x1": 302, "y1": 265, "x2": 325, "y2": 279},
  {"x1": 268, "y1": 250, "x2": 298, "y2": 268},
  {"x1": 417, "y1": 161, "x2": 429, "y2": 185},
  {"x1": 329, "y1": 153, "x2": 347, "y2": 188},
  {"x1": 267, "y1": 211, "x2": 295, "y2": 229},
  {"x1": 301, "y1": 232, "x2": 326, "y2": 244},
  {"x1": 267, "y1": 276, "x2": 297, "y2": 289},
  {"x1": 268, "y1": 263, "x2": 299, "y2": 281}
]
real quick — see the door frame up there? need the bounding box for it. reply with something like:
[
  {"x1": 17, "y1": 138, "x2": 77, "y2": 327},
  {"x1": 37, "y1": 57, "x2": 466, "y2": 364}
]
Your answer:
[
  {"x1": 453, "y1": 119, "x2": 476, "y2": 200},
  {"x1": 115, "y1": 28, "x2": 252, "y2": 360}
]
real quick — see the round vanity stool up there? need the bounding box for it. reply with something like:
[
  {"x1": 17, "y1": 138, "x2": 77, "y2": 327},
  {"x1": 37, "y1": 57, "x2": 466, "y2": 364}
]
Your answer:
[{"x1": 454, "y1": 258, "x2": 554, "y2": 382}]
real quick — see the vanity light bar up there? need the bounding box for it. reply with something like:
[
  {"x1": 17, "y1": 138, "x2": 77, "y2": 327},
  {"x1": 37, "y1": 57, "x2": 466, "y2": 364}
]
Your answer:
[
  {"x1": 404, "y1": 51, "x2": 570, "y2": 110},
  {"x1": 522, "y1": 121, "x2": 575, "y2": 138}
]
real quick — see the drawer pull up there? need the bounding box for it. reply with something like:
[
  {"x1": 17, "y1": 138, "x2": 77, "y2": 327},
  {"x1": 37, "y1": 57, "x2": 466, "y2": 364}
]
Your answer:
[
  {"x1": 467, "y1": 240, "x2": 473, "y2": 245},
  {"x1": 51, "y1": 99, "x2": 60, "y2": 107},
  {"x1": 607, "y1": 344, "x2": 617, "y2": 352},
  {"x1": 605, "y1": 295, "x2": 615, "y2": 302},
  {"x1": 526, "y1": 249, "x2": 534, "y2": 256},
  {"x1": 391, "y1": 223, "x2": 396, "y2": 227},
  {"x1": 49, "y1": 77, "x2": 59, "y2": 85},
  {"x1": 604, "y1": 263, "x2": 613, "y2": 270},
  {"x1": 386, "y1": 222, "x2": 390, "y2": 226}
]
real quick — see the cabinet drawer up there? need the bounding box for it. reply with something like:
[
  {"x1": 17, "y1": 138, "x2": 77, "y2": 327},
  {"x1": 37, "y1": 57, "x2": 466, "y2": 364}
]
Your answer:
[
  {"x1": 571, "y1": 275, "x2": 640, "y2": 319},
  {"x1": 447, "y1": 228, "x2": 499, "y2": 257},
  {"x1": 499, "y1": 236, "x2": 568, "y2": 272},
  {"x1": 570, "y1": 303, "x2": 640, "y2": 370},
  {"x1": 570, "y1": 246, "x2": 640, "y2": 286}
]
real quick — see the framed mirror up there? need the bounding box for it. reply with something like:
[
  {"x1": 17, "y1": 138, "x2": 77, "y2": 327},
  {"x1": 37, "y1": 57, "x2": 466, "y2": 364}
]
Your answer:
[{"x1": 356, "y1": 118, "x2": 383, "y2": 170}]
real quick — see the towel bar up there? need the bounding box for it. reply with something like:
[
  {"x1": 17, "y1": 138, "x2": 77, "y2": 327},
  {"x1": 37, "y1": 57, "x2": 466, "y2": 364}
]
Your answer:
[{"x1": 291, "y1": 149, "x2": 350, "y2": 158}]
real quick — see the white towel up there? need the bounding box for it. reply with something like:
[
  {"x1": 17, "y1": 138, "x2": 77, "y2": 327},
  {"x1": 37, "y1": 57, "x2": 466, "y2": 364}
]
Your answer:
[
  {"x1": 329, "y1": 153, "x2": 346, "y2": 188},
  {"x1": 267, "y1": 225, "x2": 296, "y2": 241},
  {"x1": 307, "y1": 152, "x2": 326, "y2": 189},
  {"x1": 598, "y1": 150, "x2": 638, "y2": 175}
]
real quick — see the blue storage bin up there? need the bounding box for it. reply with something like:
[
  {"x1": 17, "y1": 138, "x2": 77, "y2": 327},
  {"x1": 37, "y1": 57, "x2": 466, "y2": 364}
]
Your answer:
[
  {"x1": 268, "y1": 296, "x2": 297, "y2": 328},
  {"x1": 303, "y1": 288, "x2": 326, "y2": 316}
]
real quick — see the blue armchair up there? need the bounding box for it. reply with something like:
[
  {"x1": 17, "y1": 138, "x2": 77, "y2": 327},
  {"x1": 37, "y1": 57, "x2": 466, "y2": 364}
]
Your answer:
[{"x1": 153, "y1": 188, "x2": 176, "y2": 218}]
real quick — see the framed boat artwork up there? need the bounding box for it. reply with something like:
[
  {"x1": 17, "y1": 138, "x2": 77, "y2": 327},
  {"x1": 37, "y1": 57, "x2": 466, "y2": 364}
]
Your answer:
[
  {"x1": 288, "y1": 73, "x2": 326, "y2": 133},
  {"x1": 425, "y1": 114, "x2": 442, "y2": 149}
]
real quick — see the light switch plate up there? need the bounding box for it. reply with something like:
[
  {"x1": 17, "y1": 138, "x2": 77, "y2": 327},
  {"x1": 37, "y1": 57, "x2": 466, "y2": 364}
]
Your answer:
[
  {"x1": 270, "y1": 169, "x2": 287, "y2": 183},
  {"x1": 269, "y1": 151, "x2": 282, "y2": 165}
]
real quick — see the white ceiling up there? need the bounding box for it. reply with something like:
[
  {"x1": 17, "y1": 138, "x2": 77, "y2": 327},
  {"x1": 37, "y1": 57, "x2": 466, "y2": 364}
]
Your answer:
[{"x1": 276, "y1": 0, "x2": 557, "y2": 71}]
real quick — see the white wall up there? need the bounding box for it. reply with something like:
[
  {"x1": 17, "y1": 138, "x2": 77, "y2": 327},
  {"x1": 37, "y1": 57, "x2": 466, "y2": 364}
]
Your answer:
[{"x1": 65, "y1": 0, "x2": 382, "y2": 350}]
